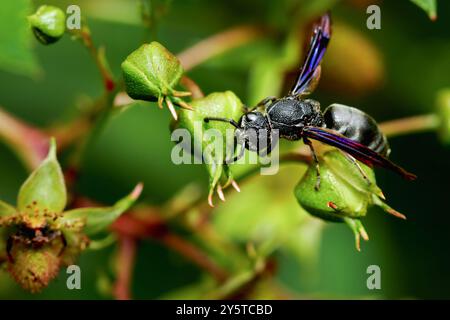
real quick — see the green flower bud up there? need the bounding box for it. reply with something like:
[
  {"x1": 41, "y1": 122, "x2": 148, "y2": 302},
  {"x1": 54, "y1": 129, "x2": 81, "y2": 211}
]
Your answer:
[
  {"x1": 28, "y1": 5, "x2": 66, "y2": 45},
  {"x1": 437, "y1": 89, "x2": 450, "y2": 145},
  {"x1": 0, "y1": 138, "x2": 143, "y2": 292},
  {"x1": 121, "y1": 42, "x2": 192, "y2": 120},
  {"x1": 174, "y1": 91, "x2": 244, "y2": 206},
  {"x1": 57, "y1": 183, "x2": 143, "y2": 236},
  {"x1": 294, "y1": 150, "x2": 405, "y2": 251}
]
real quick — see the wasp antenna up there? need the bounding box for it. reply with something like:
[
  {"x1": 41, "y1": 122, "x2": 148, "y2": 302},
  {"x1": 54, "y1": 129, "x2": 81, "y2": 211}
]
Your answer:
[{"x1": 204, "y1": 117, "x2": 239, "y2": 128}]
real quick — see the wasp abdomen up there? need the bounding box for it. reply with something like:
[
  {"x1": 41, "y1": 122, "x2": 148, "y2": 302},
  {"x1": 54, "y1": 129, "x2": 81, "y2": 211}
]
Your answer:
[{"x1": 323, "y1": 104, "x2": 390, "y2": 156}]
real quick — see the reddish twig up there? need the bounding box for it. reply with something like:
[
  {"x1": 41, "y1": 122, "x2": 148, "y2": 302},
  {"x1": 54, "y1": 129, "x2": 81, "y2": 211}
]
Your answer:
[
  {"x1": 159, "y1": 232, "x2": 228, "y2": 283},
  {"x1": 0, "y1": 107, "x2": 49, "y2": 170},
  {"x1": 380, "y1": 114, "x2": 439, "y2": 138},
  {"x1": 113, "y1": 236, "x2": 137, "y2": 300},
  {"x1": 111, "y1": 211, "x2": 228, "y2": 283},
  {"x1": 180, "y1": 76, "x2": 204, "y2": 99},
  {"x1": 69, "y1": 27, "x2": 116, "y2": 92},
  {"x1": 177, "y1": 25, "x2": 265, "y2": 71}
]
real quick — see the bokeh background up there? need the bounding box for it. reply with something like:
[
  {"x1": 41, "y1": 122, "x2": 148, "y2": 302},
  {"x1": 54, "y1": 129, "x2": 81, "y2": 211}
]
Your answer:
[{"x1": 0, "y1": 0, "x2": 449, "y2": 299}]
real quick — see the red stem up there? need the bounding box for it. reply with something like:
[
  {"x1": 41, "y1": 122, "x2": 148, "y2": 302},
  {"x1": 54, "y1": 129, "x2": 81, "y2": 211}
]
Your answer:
[{"x1": 113, "y1": 236, "x2": 137, "y2": 300}]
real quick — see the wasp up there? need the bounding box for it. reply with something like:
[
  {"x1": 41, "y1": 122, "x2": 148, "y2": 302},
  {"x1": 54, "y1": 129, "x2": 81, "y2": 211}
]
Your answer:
[{"x1": 205, "y1": 13, "x2": 416, "y2": 187}]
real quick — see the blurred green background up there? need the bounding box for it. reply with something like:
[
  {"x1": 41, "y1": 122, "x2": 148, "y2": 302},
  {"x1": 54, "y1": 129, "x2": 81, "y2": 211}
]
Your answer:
[{"x1": 0, "y1": 0, "x2": 449, "y2": 299}]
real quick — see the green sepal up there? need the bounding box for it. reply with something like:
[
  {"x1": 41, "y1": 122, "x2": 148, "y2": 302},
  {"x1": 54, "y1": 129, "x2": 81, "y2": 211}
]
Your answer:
[
  {"x1": 59, "y1": 183, "x2": 143, "y2": 236},
  {"x1": 343, "y1": 217, "x2": 368, "y2": 252},
  {"x1": 410, "y1": 0, "x2": 437, "y2": 20},
  {"x1": 0, "y1": 200, "x2": 16, "y2": 217},
  {"x1": 17, "y1": 138, "x2": 67, "y2": 215}
]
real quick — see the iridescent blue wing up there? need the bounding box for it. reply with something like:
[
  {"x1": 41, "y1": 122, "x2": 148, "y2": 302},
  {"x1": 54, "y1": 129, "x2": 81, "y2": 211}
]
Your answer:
[
  {"x1": 290, "y1": 13, "x2": 331, "y2": 96},
  {"x1": 302, "y1": 126, "x2": 417, "y2": 180}
]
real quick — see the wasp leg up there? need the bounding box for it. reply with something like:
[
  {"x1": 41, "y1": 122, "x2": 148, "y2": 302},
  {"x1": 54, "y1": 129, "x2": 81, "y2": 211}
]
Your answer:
[
  {"x1": 6, "y1": 236, "x2": 14, "y2": 263},
  {"x1": 339, "y1": 150, "x2": 372, "y2": 186},
  {"x1": 303, "y1": 137, "x2": 321, "y2": 190}
]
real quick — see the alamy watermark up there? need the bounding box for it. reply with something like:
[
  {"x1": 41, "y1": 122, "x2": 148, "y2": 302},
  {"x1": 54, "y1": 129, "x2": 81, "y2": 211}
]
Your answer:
[
  {"x1": 66, "y1": 5, "x2": 82, "y2": 30},
  {"x1": 366, "y1": 264, "x2": 381, "y2": 290},
  {"x1": 66, "y1": 265, "x2": 81, "y2": 290},
  {"x1": 367, "y1": 5, "x2": 381, "y2": 30},
  {"x1": 171, "y1": 121, "x2": 280, "y2": 175}
]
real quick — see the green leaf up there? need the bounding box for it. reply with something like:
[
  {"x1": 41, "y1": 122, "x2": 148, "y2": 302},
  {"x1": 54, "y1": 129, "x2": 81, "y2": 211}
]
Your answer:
[
  {"x1": 0, "y1": 200, "x2": 16, "y2": 217},
  {"x1": 0, "y1": 0, "x2": 40, "y2": 76},
  {"x1": 60, "y1": 183, "x2": 143, "y2": 236},
  {"x1": 410, "y1": 0, "x2": 437, "y2": 20},
  {"x1": 17, "y1": 138, "x2": 67, "y2": 214}
]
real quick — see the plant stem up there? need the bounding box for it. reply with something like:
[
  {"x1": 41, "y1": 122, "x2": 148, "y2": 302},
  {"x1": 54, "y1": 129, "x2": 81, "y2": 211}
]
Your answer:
[
  {"x1": 160, "y1": 233, "x2": 228, "y2": 283},
  {"x1": 69, "y1": 27, "x2": 115, "y2": 92},
  {"x1": 113, "y1": 236, "x2": 137, "y2": 300},
  {"x1": 110, "y1": 209, "x2": 228, "y2": 283},
  {"x1": 180, "y1": 76, "x2": 204, "y2": 98},
  {"x1": 177, "y1": 25, "x2": 266, "y2": 71},
  {"x1": 0, "y1": 107, "x2": 49, "y2": 170},
  {"x1": 380, "y1": 114, "x2": 439, "y2": 138}
]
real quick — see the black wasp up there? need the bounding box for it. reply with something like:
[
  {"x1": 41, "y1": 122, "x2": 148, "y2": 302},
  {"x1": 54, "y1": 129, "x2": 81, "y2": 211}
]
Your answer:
[{"x1": 205, "y1": 13, "x2": 416, "y2": 187}]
